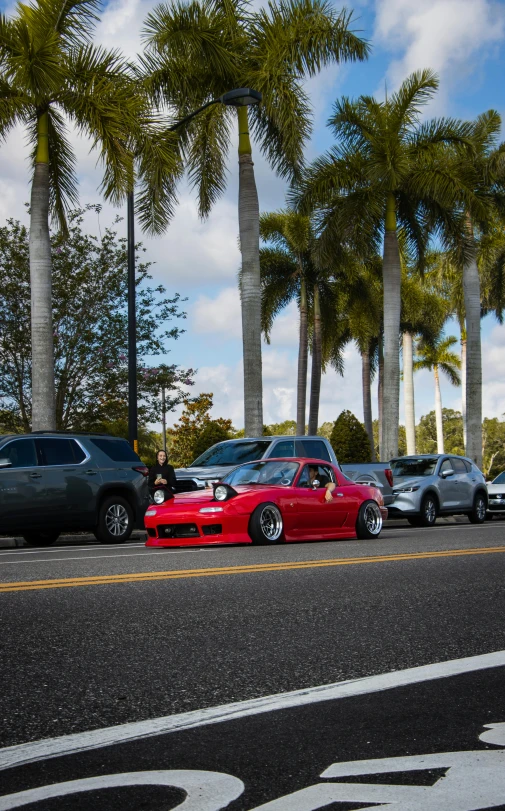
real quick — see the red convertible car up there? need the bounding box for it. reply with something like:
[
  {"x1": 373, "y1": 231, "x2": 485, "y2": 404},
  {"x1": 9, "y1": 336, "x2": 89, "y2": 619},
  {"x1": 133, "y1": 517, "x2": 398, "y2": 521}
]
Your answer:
[{"x1": 145, "y1": 458, "x2": 387, "y2": 547}]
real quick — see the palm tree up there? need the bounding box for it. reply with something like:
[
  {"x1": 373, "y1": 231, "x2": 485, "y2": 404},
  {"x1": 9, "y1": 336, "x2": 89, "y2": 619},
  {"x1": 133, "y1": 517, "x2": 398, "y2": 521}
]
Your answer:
[
  {"x1": 258, "y1": 213, "x2": 345, "y2": 435},
  {"x1": 414, "y1": 334, "x2": 461, "y2": 453},
  {"x1": 0, "y1": 0, "x2": 177, "y2": 430},
  {"x1": 259, "y1": 210, "x2": 313, "y2": 435},
  {"x1": 141, "y1": 0, "x2": 369, "y2": 436},
  {"x1": 293, "y1": 69, "x2": 475, "y2": 461}
]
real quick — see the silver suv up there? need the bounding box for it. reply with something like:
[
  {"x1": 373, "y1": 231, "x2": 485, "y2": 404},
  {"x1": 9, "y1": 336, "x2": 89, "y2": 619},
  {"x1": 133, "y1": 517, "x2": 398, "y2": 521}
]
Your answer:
[{"x1": 388, "y1": 454, "x2": 487, "y2": 527}]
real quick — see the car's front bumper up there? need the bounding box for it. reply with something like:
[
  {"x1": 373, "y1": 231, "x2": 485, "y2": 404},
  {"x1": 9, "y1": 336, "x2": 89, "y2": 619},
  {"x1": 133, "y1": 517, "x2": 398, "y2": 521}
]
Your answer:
[
  {"x1": 487, "y1": 495, "x2": 505, "y2": 514},
  {"x1": 387, "y1": 490, "x2": 423, "y2": 516}
]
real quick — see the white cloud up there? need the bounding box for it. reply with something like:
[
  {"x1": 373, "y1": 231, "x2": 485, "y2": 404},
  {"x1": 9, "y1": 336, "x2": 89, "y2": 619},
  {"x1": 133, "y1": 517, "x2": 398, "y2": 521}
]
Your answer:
[
  {"x1": 374, "y1": 0, "x2": 505, "y2": 102},
  {"x1": 192, "y1": 286, "x2": 241, "y2": 337}
]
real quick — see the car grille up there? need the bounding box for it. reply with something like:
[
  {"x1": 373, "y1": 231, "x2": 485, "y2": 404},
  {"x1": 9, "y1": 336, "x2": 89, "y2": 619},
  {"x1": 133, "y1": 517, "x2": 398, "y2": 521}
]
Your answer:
[
  {"x1": 202, "y1": 524, "x2": 222, "y2": 536},
  {"x1": 158, "y1": 523, "x2": 200, "y2": 539}
]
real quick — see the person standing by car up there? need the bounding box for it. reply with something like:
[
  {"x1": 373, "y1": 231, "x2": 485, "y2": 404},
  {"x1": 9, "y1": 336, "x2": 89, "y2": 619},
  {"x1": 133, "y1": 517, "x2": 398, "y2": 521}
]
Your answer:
[{"x1": 149, "y1": 450, "x2": 177, "y2": 498}]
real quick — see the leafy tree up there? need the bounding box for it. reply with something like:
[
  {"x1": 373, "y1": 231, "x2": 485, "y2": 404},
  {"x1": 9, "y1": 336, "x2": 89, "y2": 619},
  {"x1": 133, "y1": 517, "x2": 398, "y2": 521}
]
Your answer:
[
  {"x1": 0, "y1": 208, "x2": 192, "y2": 431},
  {"x1": 414, "y1": 333, "x2": 461, "y2": 453},
  {"x1": 263, "y1": 420, "x2": 297, "y2": 436},
  {"x1": 330, "y1": 410, "x2": 371, "y2": 463},
  {"x1": 294, "y1": 69, "x2": 476, "y2": 461},
  {"x1": 416, "y1": 409, "x2": 464, "y2": 456},
  {"x1": 169, "y1": 393, "x2": 233, "y2": 468},
  {"x1": 482, "y1": 417, "x2": 505, "y2": 479},
  {"x1": 142, "y1": 0, "x2": 369, "y2": 436},
  {"x1": 0, "y1": 0, "x2": 179, "y2": 430}
]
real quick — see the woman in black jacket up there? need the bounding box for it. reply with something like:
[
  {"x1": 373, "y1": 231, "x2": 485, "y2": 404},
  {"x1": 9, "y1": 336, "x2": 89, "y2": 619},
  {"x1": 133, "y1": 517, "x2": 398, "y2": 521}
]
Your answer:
[{"x1": 149, "y1": 449, "x2": 177, "y2": 496}]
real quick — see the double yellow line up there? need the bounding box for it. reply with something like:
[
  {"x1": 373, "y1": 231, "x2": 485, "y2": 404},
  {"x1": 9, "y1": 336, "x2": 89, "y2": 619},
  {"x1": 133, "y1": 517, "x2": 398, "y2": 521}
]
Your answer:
[{"x1": 1, "y1": 545, "x2": 505, "y2": 593}]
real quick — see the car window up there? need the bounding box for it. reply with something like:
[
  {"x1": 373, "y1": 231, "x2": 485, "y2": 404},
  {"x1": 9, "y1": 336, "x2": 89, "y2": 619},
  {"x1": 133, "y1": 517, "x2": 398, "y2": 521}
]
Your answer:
[
  {"x1": 295, "y1": 440, "x2": 331, "y2": 462},
  {"x1": 0, "y1": 438, "x2": 37, "y2": 468},
  {"x1": 269, "y1": 440, "x2": 295, "y2": 458},
  {"x1": 37, "y1": 438, "x2": 76, "y2": 466},
  {"x1": 71, "y1": 441, "x2": 86, "y2": 463},
  {"x1": 89, "y1": 438, "x2": 140, "y2": 462},
  {"x1": 222, "y1": 461, "x2": 299, "y2": 486},
  {"x1": 298, "y1": 463, "x2": 335, "y2": 488},
  {"x1": 493, "y1": 471, "x2": 505, "y2": 484},
  {"x1": 191, "y1": 440, "x2": 271, "y2": 467},
  {"x1": 390, "y1": 457, "x2": 438, "y2": 477},
  {"x1": 440, "y1": 459, "x2": 453, "y2": 474},
  {"x1": 451, "y1": 458, "x2": 467, "y2": 473}
]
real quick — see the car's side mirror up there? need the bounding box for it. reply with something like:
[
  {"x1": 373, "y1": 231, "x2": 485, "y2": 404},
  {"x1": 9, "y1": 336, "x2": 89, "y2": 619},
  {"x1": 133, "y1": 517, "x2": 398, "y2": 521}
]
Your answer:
[
  {"x1": 440, "y1": 469, "x2": 454, "y2": 478},
  {"x1": 0, "y1": 458, "x2": 12, "y2": 469},
  {"x1": 311, "y1": 479, "x2": 320, "y2": 489}
]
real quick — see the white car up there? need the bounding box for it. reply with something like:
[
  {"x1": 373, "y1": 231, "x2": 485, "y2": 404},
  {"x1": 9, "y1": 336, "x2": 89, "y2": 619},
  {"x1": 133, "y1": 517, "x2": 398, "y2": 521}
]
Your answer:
[{"x1": 486, "y1": 471, "x2": 505, "y2": 519}]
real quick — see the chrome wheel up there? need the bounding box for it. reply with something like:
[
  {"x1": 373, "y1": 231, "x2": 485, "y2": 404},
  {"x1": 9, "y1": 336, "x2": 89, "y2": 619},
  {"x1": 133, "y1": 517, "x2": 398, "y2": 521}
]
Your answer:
[
  {"x1": 476, "y1": 496, "x2": 486, "y2": 521},
  {"x1": 105, "y1": 503, "x2": 129, "y2": 537},
  {"x1": 260, "y1": 505, "x2": 283, "y2": 541},
  {"x1": 363, "y1": 502, "x2": 382, "y2": 535},
  {"x1": 424, "y1": 499, "x2": 436, "y2": 524}
]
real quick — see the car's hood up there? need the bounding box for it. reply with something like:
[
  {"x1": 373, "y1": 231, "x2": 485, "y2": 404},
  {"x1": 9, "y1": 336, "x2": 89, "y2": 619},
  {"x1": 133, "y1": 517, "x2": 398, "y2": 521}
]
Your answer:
[
  {"x1": 392, "y1": 476, "x2": 427, "y2": 489},
  {"x1": 487, "y1": 483, "x2": 505, "y2": 494},
  {"x1": 175, "y1": 465, "x2": 233, "y2": 480},
  {"x1": 152, "y1": 485, "x2": 270, "y2": 511}
]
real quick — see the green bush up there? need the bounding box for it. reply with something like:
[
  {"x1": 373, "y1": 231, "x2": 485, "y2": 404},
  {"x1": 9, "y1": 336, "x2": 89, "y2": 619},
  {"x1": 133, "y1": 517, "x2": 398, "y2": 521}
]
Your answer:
[{"x1": 330, "y1": 410, "x2": 372, "y2": 463}]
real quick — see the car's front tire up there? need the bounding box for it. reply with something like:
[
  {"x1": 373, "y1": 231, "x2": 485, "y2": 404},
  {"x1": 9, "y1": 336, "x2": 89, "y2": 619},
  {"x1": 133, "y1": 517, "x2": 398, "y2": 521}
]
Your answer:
[
  {"x1": 468, "y1": 492, "x2": 487, "y2": 524},
  {"x1": 22, "y1": 530, "x2": 60, "y2": 547},
  {"x1": 418, "y1": 494, "x2": 438, "y2": 527},
  {"x1": 249, "y1": 502, "x2": 283, "y2": 545},
  {"x1": 356, "y1": 500, "x2": 383, "y2": 539},
  {"x1": 94, "y1": 496, "x2": 133, "y2": 544}
]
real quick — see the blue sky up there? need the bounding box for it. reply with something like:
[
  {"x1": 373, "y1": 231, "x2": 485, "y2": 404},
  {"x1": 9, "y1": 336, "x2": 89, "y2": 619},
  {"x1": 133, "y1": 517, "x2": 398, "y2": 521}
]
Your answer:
[{"x1": 1, "y1": 0, "x2": 504, "y2": 429}]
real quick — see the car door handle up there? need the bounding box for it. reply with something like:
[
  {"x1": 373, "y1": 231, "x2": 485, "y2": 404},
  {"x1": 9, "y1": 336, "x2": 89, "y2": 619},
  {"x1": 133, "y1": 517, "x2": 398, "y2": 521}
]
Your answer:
[
  {"x1": 85, "y1": 469, "x2": 97, "y2": 475},
  {"x1": 30, "y1": 472, "x2": 42, "y2": 478},
  {"x1": 336, "y1": 492, "x2": 344, "y2": 497}
]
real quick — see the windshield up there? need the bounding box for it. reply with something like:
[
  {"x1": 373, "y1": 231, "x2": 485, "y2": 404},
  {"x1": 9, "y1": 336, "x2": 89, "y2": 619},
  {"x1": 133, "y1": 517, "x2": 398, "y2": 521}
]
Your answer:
[
  {"x1": 191, "y1": 440, "x2": 272, "y2": 467},
  {"x1": 222, "y1": 461, "x2": 299, "y2": 487},
  {"x1": 390, "y1": 457, "x2": 438, "y2": 477},
  {"x1": 492, "y1": 471, "x2": 505, "y2": 485}
]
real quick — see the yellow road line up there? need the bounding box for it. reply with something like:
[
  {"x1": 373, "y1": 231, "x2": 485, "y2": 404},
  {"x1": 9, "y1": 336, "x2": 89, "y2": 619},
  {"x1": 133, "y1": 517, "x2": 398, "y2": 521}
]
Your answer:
[{"x1": 1, "y1": 546, "x2": 505, "y2": 593}]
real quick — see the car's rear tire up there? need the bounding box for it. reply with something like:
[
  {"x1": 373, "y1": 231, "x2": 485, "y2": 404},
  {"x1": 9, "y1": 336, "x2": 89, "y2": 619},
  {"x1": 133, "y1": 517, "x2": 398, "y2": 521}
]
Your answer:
[
  {"x1": 249, "y1": 502, "x2": 283, "y2": 545},
  {"x1": 356, "y1": 500, "x2": 383, "y2": 539},
  {"x1": 94, "y1": 496, "x2": 133, "y2": 544},
  {"x1": 22, "y1": 530, "x2": 60, "y2": 547},
  {"x1": 468, "y1": 492, "x2": 487, "y2": 524},
  {"x1": 417, "y1": 494, "x2": 438, "y2": 527}
]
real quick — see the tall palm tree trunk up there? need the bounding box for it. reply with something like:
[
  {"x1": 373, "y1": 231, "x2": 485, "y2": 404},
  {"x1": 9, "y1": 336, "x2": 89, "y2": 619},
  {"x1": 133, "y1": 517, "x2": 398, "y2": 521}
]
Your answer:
[
  {"x1": 403, "y1": 332, "x2": 416, "y2": 454},
  {"x1": 30, "y1": 111, "x2": 56, "y2": 430},
  {"x1": 308, "y1": 285, "x2": 322, "y2": 435},
  {"x1": 381, "y1": 193, "x2": 401, "y2": 461},
  {"x1": 237, "y1": 106, "x2": 263, "y2": 436},
  {"x1": 361, "y1": 344, "x2": 375, "y2": 461},
  {"x1": 463, "y1": 220, "x2": 482, "y2": 468},
  {"x1": 460, "y1": 324, "x2": 467, "y2": 452},
  {"x1": 434, "y1": 365, "x2": 444, "y2": 453},
  {"x1": 296, "y1": 273, "x2": 308, "y2": 435},
  {"x1": 378, "y1": 333, "x2": 384, "y2": 458}
]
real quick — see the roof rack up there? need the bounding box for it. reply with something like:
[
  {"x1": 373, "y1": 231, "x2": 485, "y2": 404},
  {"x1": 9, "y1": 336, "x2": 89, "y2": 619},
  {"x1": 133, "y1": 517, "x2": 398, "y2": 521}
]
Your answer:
[{"x1": 30, "y1": 430, "x2": 118, "y2": 437}]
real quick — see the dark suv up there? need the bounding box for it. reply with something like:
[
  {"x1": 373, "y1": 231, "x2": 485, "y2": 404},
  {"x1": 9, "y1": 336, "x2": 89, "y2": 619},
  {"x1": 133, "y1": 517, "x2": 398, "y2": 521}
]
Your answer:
[{"x1": 0, "y1": 432, "x2": 149, "y2": 546}]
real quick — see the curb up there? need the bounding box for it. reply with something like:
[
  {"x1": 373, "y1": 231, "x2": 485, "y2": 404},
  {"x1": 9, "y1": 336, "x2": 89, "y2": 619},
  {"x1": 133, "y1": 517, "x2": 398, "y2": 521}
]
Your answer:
[{"x1": 0, "y1": 532, "x2": 147, "y2": 549}]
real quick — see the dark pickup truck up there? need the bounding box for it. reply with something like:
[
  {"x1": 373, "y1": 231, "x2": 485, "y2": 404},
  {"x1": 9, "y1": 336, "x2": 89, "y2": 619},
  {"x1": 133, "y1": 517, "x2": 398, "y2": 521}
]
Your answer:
[{"x1": 173, "y1": 436, "x2": 394, "y2": 506}]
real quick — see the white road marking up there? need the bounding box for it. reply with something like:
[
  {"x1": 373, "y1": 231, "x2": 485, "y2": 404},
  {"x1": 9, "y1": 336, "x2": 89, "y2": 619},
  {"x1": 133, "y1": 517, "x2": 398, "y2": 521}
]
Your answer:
[
  {"x1": 0, "y1": 543, "x2": 146, "y2": 555},
  {"x1": 1, "y1": 650, "x2": 504, "y2": 773},
  {"x1": 0, "y1": 550, "x2": 211, "y2": 565}
]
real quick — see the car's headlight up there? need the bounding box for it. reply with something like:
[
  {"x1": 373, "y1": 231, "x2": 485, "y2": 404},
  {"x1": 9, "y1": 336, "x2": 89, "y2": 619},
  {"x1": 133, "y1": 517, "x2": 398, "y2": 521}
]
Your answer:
[
  {"x1": 214, "y1": 485, "x2": 229, "y2": 501},
  {"x1": 393, "y1": 486, "x2": 420, "y2": 494},
  {"x1": 153, "y1": 489, "x2": 167, "y2": 504},
  {"x1": 199, "y1": 506, "x2": 224, "y2": 513}
]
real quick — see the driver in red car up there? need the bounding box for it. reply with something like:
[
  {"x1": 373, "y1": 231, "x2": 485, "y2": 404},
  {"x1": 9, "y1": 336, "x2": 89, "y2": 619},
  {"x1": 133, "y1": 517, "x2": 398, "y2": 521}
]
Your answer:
[{"x1": 308, "y1": 465, "x2": 337, "y2": 502}]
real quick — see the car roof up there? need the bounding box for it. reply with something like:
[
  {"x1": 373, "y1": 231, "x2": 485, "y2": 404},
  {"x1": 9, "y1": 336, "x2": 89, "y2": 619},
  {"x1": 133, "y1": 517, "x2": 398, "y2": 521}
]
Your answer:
[
  {"x1": 391, "y1": 453, "x2": 474, "y2": 463},
  {"x1": 209, "y1": 436, "x2": 327, "y2": 443}
]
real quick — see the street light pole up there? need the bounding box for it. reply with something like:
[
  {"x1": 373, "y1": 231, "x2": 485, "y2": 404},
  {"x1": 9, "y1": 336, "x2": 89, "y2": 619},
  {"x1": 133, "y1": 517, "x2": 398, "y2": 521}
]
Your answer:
[{"x1": 127, "y1": 89, "x2": 261, "y2": 451}]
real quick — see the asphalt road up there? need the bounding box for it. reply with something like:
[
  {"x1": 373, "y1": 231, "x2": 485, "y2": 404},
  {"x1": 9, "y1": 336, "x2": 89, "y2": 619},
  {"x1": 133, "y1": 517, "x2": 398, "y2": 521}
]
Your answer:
[{"x1": 1, "y1": 519, "x2": 505, "y2": 809}]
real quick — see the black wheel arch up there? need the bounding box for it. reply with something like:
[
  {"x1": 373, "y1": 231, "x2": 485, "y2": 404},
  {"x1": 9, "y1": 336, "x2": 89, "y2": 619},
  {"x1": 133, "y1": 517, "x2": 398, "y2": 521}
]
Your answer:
[{"x1": 423, "y1": 489, "x2": 440, "y2": 509}]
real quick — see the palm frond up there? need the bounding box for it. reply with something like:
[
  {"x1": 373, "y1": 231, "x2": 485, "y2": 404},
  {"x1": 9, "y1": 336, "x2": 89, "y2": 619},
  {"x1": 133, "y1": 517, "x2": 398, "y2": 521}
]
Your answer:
[
  {"x1": 33, "y1": 0, "x2": 100, "y2": 46},
  {"x1": 185, "y1": 102, "x2": 232, "y2": 218},
  {"x1": 135, "y1": 126, "x2": 184, "y2": 235},
  {"x1": 388, "y1": 69, "x2": 439, "y2": 134}
]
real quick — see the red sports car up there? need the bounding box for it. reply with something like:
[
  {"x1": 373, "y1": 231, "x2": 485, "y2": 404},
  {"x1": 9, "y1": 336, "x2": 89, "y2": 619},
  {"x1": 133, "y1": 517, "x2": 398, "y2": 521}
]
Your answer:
[{"x1": 145, "y1": 458, "x2": 387, "y2": 547}]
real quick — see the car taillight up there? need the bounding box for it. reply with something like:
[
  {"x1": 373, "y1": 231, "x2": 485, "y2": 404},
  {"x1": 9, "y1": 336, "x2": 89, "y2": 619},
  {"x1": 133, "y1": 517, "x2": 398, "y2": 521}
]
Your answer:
[
  {"x1": 133, "y1": 465, "x2": 149, "y2": 477},
  {"x1": 385, "y1": 468, "x2": 393, "y2": 487}
]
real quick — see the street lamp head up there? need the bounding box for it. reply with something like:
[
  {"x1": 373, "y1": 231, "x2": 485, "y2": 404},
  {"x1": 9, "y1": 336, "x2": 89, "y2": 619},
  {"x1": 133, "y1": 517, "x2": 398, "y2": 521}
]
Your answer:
[{"x1": 220, "y1": 88, "x2": 262, "y2": 107}]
